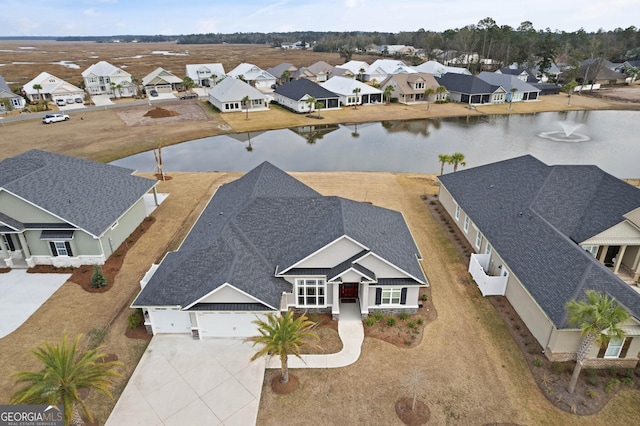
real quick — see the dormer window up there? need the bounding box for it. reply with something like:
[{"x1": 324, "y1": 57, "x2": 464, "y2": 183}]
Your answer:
[{"x1": 415, "y1": 82, "x2": 424, "y2": 90}]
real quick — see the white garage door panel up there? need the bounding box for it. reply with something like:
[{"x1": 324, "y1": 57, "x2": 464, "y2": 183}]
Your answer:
[
  {"x1": 198, "y1": 312, "x2": 266, "y2": 338},
  {"x1": 151, "y1": 310, "x2": 191, "y2": 334}
]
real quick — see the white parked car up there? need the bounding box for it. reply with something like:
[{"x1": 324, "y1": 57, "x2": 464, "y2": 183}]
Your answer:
[
  {"x1": 55, "y1": 99, "x2": 66, "y2": 107},
  {"x1": 42, "y1": 113, "x2": 70, "y2": 124}
]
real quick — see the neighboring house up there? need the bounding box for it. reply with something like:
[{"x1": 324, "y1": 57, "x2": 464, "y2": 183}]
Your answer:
[
  {"x1": 207, "y1": 77, "x2": 268, "y2": 113},
  {"x1": 266, "y1": 63, "x2": 298, "y2": 85},
  {"x1": 132, "y1": 162, "x2": 427, "y2": 338},
  {"x1": 22, "y1": 72, "x2": 84, "y2": 104},
  {"x1": 82, "y1": 61, "x2": 136, "y2": 97},
  {"x1": 435, "y1": 73, "x2": 507, "y2": 105},
  {"x1": 477, "y1": 72, "x2": 540, "y2": 101},
  {"x1": 365, "y1": 59, "x2": 416, "y2": 83},
  {"x1": 496, "y1": 67, "x2": 539, "y2": 83},
  {"x1": 412, "y1": 61, "x2": 472, "y2": 77},
  {"x1": 303, "y1": 61, "x2": 336, "y2": 83},
  {"x1": 0, "y1": 75, "x2": 24, "y2": 110},
  {"x1": 226, "y1": 63, "x2": 277, "y2": 92},
  {"x1": 320, "y1": 76, "x2": 383, "y2": 106},
  {"x1": 439, "y1": 155, "x2": 640, "y2": 367},
  {"x1": 141, "y1": 68, "x2": 183, "y2": 94},
  {"x1": 577, "y1": 59, "x2": 626, "y2": 85},
  {"x1": 273, "y1": 78, "x2": 340, "y2": 113},
  {"x1": 0, "y1": 150, "x2": 159, "y2": 269},
  {"x1": 379, "y1": 73, "x2": 441, "y2": 104},
  {"x1": 377, "y1": 45, "x2": 407, "y2": 55},
  {"x1": 335, "y1": 60, "x2": 370, "y2": 79},
  {"x1": 185, "y1": 63, "x2": 225, "y2": 87}
]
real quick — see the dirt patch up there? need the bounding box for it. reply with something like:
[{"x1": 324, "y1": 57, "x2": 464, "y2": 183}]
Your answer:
[
  {"x1": 271, "y1": 373, "x2": 298, "y2": 394},
  {"x1": 124, "y1": 323, "x2": 152, "y2": 341},
  {"x1": 363, "y1": 287, "x2": 436, "y2": 349},
  {"x1": 0, "y1": 268, "x2": 10, "y2": 274},
  {"x1": 299, "y1": 313, "x2": 341, "y2": 354},
  {"x1": 144, "y1": 107, "x2": 180, "y2": 118},
  {"x1": 395, "y1": 397, "x2": 430, "y2": 425}
]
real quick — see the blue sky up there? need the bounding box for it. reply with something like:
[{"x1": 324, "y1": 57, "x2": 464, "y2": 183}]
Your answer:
[{"x1": 5, "y1": 0, "x2": 640, "y2": 37}]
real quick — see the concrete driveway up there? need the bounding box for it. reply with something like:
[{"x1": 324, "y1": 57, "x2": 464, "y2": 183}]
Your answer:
[
  {"x1": 0, "y1": 270, "x2": 71, "y2": 338},
  {"x1": 91, "y1": 95, "x2": 114, "y2": 106},
  {"x1": 106, "y1": 335, "x2": 265, "y2": 426}
]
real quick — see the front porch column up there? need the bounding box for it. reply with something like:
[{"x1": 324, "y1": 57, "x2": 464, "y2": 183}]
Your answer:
[
  {"x1": 632, "y1": 247, "x2": 640, "y2": 276},
  {"x1": 614, "y1": 245, "x2": 627, "y2": 274},
  {"x1": 0, "y1": 236, "x2": 9, "y2": 259},
  {"x1": 598, "y1": 245, "x2": 609, "y2": 264},
  {"x1": 152, "y1": 186, "x2": 159, "y2": 206},
  {"x1": 360, "y1": 282, "x2": 369, "y2": 318},
  {"x1": 17, "y1": 232, "x2": 34, "y2": 267},
  {"x1": 331, "y1": 282, "x2": 340, "y2": 320}
]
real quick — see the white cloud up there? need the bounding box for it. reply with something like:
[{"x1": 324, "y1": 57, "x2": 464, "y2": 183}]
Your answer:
[
  {"x1": 195, "y1": 20, "x2": 219, "y2": 34},
  {"x1": 83, "y1": 8, "x2": 100, "y2": 17},
  {"x1": 345, "y1": 0, "x2": 365, "y2": 7}
]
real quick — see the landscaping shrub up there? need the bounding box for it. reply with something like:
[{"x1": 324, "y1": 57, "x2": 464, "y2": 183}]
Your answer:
[
  {"x1": 386, "y1": 317, "x2": 397, "y2": 327},
  {"x1": 604, "y1": 379, "x2": 620, "y2": 393},
  {"x1": 127, "y1": 309, "x2": 143, "y2": 329},
  {"x1": 416, "y1": 317, "x2": 424, "y2": 325},
  {"x1": 421, "y1": 293, "x2": 428, "y2": 301},
  {"x1": 399, "y1": 312, "x2": 409, "y2": 321},
  {"x1": 364, "y1": 316, "x2": 377, "y2": 327},
  {"x1": 587, "y1": 390, "x2": 598, "y2": 399},
  {"x1": 533, "y1": 357, "x2": 542, "y2": 367},
  {"x1": 90, "y1": 264, "x2": 107, "y2": 288},
  {"x1": 407, "y1": 320, "x2": 417, "y2": 329},
  {"x1": 372, "y1": 311, "x2": 384, "y2": 321}
]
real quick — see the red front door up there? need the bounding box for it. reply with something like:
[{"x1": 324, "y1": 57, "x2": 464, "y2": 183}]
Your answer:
[{"x1": 339, "y1": 283, "x2": 358, "y2": 298}]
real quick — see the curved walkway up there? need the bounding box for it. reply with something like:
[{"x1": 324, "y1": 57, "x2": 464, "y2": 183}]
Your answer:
[{"x1": 266, "y1": 302, "x2": 365, "y2": 369}]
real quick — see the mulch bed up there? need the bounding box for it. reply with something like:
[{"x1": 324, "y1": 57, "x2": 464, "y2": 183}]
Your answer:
[
  {"x1": 25, "y1": 216, "x2": 155, "y2": 293},
  {"x1": 0, "y1": 268, "x2": 10, "y2": 274},
  {"x1": 395, "y1": 397, "x2": 430, "y2": 425},
  {"x1": 271, "y1": 373, "x2": 298, "y2": 394},
  {"x1": 144, "y1": 107, "x2": 180, "y2": 118},
  {"x1": 422, "y1": 193, "x2": 640, "y2": 415}
]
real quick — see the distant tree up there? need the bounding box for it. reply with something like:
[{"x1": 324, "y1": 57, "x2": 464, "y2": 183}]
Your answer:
[
  {"x1": 624, "y1": 65, "x2": 640, "y2": 84},
  {"x1": 565, "y1": 290, "x2": 629, "y2": 394},
  {"x1": 315, "y1": 100, "x2": 323, "y2": 118},
  {"x1": 435, "y1": 85, "x2": 447, "y2": 102},
  {"x1": 438, "y1": 153, "x2": 452, "y2": 175},
  {"x1": 383, "y1": 85, "x2": 393, "y2": 104},
  {"x1": 450, "y1": 152, "x2": 466, "y2": 172},
  {"x1": 352, "y1": 87, "x2": 361, "y2": 109},
  {"x1": 242, "y1": 95, "x2": 250, "y2": 120},
  {"x1": 41, "y1": 99, "x2": 50, "y2": 111},
  {"x1": 237, "y1": 74, "x2": 246, "y2": 82},
  {"x1": 358, "y1": 67, "x2": 366, "y2": 82},
  {"x1": 116, "y1": 83, "x2": 123, "y2": 98},
  {"x1": 32, "y1": 83, "x2": 43, "y2": 102},
  {"x1": 508, "y1": 87, "x2": 518, "y2": 110},
  {"x1": 306, "y1": 96, "x2": 316, "y2": 115},
  {"x1": 211, "y1": 74, "x2": 218, "y2": 86},
  {"x1": 182, "y1": 76, "x2": 195, "y2": 93},
  {"x1": 339, "y1": 46, "x2": 355, "y2": 63},
  {"x1": 536, "y1": 30, "x2": 559, "y2": 75},
  {"x1": 563, "y1": 80, "x2": 578, "y2": 105},
  {"x1": 280, "y1": 69, "x2": 291, "y2": 85},
  {"x1": 423, "y1": 87, "x2": 435, "y2": 110}
]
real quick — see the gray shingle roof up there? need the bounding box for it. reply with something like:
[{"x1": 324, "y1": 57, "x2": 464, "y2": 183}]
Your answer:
[
  {"x1": 133, "y1": 161, "x2": 426, "y2": 309},
  {"x1": 435, "y1": 73, "x2": 501, "y2": 95},
  {"x1": 0, "y1": 150, "x2": 157, "y2": 237},
  {"x1": 439, "y1": 155, "x2": 640, "y2": 328},
  {"x1": 274, "y1": 78, "x2": 339, "y2": 101}
]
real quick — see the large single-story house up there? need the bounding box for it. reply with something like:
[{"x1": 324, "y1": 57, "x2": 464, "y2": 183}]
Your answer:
[
  {"x1": 132, "y1": 162, "x2": 427, "y2": 338},
  {"x1": 320, "y1": 76, "x2": 383, "y2": 106},
  {"x1": 141, "y1": 67, "x2": 183, "y2": 94},
  {"x1": 273, "y1": 78, "x2": 340, "y2": 113},
  {"x1": 185, "y1": 63, "x2": 225, "y2": 87},
  {"x1": 0, "y1": 75, "x2": 25, "y2": 110},
  {"x1": 379, "y1": 73, "x2": 442, "y2": 104},
  {"x1": 477, "y1": 72, "x2": 540, "y2": 101},
  {"x1": 226, "y1": 63, "x2": 277, "y2": 93},
  {"x1": 439, "y1": 155, "x2": 640, "y2": 367},
  {"x1": 207, "y1": 77, "x2": 268, "y2": 113},
  {"x1": 0, "y1": 150, "x2": 159, "y2": 269},
  {"x1": 411, "y1": 61, "x2": 471, "y2": 77},
  {"x1": 365, "y1": 59, "x2": 416, "y2": 83},
  {"x1": 82, "y1": 61, "x2": 136, "y2": 97},
  {"x1": 335, "y1": 60, "x2": 370, "y2": 79},
  {"x1": 266, "y1": 63, "x2": 298, "y2": 85},
  {"x1": 301, "y1": 61, "x2": 335, "y2": 83},
  {"x1": 435, "y1": 73, "x2": 507, "y2": 105},
  {"x1": 22, "y1": 72, "x2": 84, "y2": 104}
]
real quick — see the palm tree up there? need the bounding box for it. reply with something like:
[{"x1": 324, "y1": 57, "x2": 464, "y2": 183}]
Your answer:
[
  {"x1": 246, "y1": 311, "x2": 320, "y2": 384},
  {"x1": 435, "y1": 85, "x2": 447, "y2": 103},
  {"x1": 109, "y1": 82, "x2": 116, "y2": 98},
  {"x1": 438, "y1": 154, "x2": 452, "y2": 175},
  {"x1": 315, "y1": 101, "x2": 323, "y2": 118},
  {"x1": 182, "y1": 76, "x2": 195, "y2": 93},
  {"x1": 33, "y1": 83, "x2": 43, "y2": 102},
  {"x1": 565, "y1": 290, "x2": 629, "y2": 393},
  {"x1": 423, "y1": 87, "x2": 435, "y2": 110},
  {"x1": 11, "y1": 332, "x2": 122, "y2": 425},
  {"x1": 450, "y1": 152, "x2": 466, "y2": 172},
  {"x1": 383, "y1": 85, "x2": 393, "y2": 104},
  {"x1": 42, "y1": 99, "x2": 50, "y2": 111},
  {"x1": 508, "y1": 88, "x2": 518, "y2": 110},
  {"x1": 306, "y1": 96, "x2": 316, "y2": 115},
  {"x1": 280, "y1": 70, "x2": 291, "y2": 85},
  {"x1": 352, "y1": 87, "x2": 361, "y2": 109},
  {"x1": 242, "y1": 95, "x2": 250, "y2": 120}
]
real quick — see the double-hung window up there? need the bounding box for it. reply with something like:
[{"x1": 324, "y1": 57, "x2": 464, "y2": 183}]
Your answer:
[
  {"x1": 296, "y1": 279, "x2": 325, "y2": 306},
  {"x1": 51, "y1": 241, "x2": 72, "y2": 257},
  {"x1": 381, "y1": 288, "x2": 402, "y2": 304},
  {"x1": 463, "y1": 216, "x2": 470, "y2": 233},
  {"x1": 475, "y1": 232, "x2": 482, "y2": 250},
  {"x1": 604, "y1": 337, "x2": 624, "y2": 358},
  {"x1": 454, "y1": 204, "x2": 460, "y2": 220}
]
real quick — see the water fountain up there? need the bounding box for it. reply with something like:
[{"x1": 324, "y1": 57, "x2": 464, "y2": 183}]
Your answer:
[{"x1": 538, "y1": 121, "x2": 590, "y2": 142}]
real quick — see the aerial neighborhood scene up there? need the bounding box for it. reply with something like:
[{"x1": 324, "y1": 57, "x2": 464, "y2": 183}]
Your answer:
[{"x1": 2, "y1": 0, "x2": 640, "y2": 425}]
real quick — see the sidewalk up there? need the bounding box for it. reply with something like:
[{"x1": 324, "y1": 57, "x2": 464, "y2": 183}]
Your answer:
[{"x1": 265, "y1": 302, "x2": 364, "y2": 369}]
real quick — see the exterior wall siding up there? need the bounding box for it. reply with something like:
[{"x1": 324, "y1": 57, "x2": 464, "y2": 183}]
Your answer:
[
  {"x1": 97, "y1": 197, "x2": 147, "y2": 257},
  {"x1": 0, "y1": 192, "x2": 65, "y2": 223},
  {"x1": 294, "y1": 237, "x2": 363, "y2": 269}
]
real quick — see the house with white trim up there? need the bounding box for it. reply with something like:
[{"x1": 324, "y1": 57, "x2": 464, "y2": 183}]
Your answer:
[
  {"x1": 22, "y1": 72, "x2": 84, "y2": 104},
  {"x1": 185, "y1": 63, "x2": 225, "y2": 87},
  {"x1": 226, "y1": 63, "x2": 276, "y2": 93},
  {"x1": 439, "y1": 155, "x2": 640, "y2": 367},
  {"x1": 142, "y1": 68, "x2": 183, "y2": 94},
  {"x1": 207, "y1": 77, "x2": 268, "y2": 113},
  {"x1": 132, "y1": 162, "x2": 427, "y2": 338},
  {"x1": 320, "y1": 76, "x2": 383, "y2": 106},
  {"x1": 379, "y1": 73, "x2": 442, "y2": 104},
  {"x1": 273, "y1": 79, "x2": 340, "y2": 113},
  {"x1": 82, "y1": 61, "x2": 136, "y2": 97},
  {"x1": 0, "y1": 75, "x2": 25, "y2": 110},
  {"x1": 0, "y1": 150, "x2": 159, "y2": 269},
  {"x1": 364, "y1": 59, "x2": 416, "y2": 83}
]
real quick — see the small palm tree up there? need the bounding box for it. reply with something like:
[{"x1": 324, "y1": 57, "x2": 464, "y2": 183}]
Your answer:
[
  {"x1": 565, "y1": 290, "x2": 629, "y2": 393},
  {"x1": 280, "y1": 69, "x2": 291, "y2": 85},
  {"x1": 438, "y1": 153, "x2": 452, "y2": 175},
  {"x1": 450, "y1": 152, "x2": 466, "y2": 172},
  {"x1": 424, "y1": 87, "x2": 435, "y2": 110},
  {"x1": 33, "y1": 83, "x2": 43, "y2": 102},
  {"x1": 247, "y1": 311, "x2": 320, "y2": 384},
  {"x1": 383, "y1": 85, "x2": 393, "y2": 104},
  {"x1": 352, "y1": 87, "x2": 361, "y2": 109},
  {"x1": 435, "y1": 85, "x2": 447, "y2": 102},
  {"x1": 11, "y1": 332, "x2": 123, "y2": 425},
  {"x1": 306, "y1": 96, "x2": 316, "y2": 115},
  {"x1": 182, "y1": 76, "x2": 195, "y2": 93},
  {"x1": 508, "y1": 88, "x2": 518, "y2": 110},
  {"x1": 564, "y1": 80, "x2": 578, "y2": 106},
  {"x1": 242, "y1": 95, "x2": 250, "y2": 120}
]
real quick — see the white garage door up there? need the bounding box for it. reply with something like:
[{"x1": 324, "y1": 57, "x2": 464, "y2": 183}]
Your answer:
[
  {"x1": 151, "y1": 309, "x2": 191, "y2": 334},
  {"x1": 198, "y1": 312, "x2": 267, "y2": 338}
]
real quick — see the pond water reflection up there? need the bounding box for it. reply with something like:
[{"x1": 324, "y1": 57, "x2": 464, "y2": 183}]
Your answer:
[{"x1": 110, "y1": 110, "x2": 640, "y2": 178}]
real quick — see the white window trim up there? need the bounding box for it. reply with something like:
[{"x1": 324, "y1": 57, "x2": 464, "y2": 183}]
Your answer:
[
  {"x1": 485, "y1": 242, "x2": 492, "y2": 256},
  {"x1": 475, "y1": 232, "x2": 482, "y2": 250},
  {"x1": 295, "y1": 278, "x2": 326, "y2": 307},
  {"x1": 381, "y1": 288, "x2": 402, "y2": 305},
  {"x1": 454, "y1": 204, "x2": 460, "y2": 220},
  {"x1": 463, "y1": 216, "x2": 470, "y2": 233},
  {"x1": 604, "y1": 337, "x2": 624, "y2": 358},
  {"x1": 53, "y1": 241, "x2": 69, "y2": 256}
]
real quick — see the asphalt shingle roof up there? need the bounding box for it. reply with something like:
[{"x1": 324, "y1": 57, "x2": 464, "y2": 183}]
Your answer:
[
  {"x1": 274, "y1": 79, "x2": 339, "y2": 101},
  {"x1": 439, "y1": 155, "x2": 640, "y2": 328},
  {"x1": 0, "y1": 150, "x2": 157, "y2": 237},
  {"x1": 133, "y1": 162, "x2": 426, "y2": 309},
  {"x1": 435, "y1": 73, "x2": 502, "y2": 95}
]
